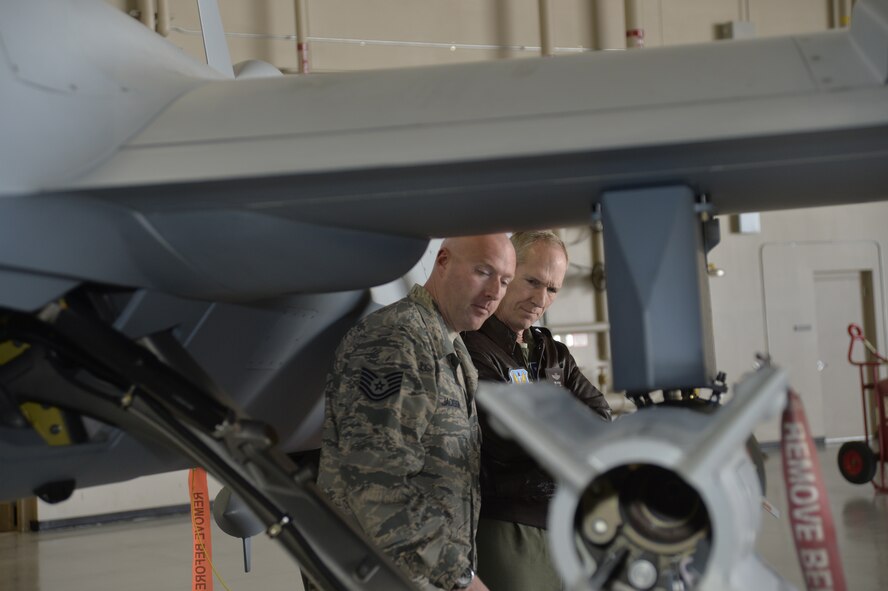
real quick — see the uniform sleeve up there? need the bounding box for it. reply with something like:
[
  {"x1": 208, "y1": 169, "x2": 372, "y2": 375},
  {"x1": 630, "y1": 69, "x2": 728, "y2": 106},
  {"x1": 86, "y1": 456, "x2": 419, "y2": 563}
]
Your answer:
[
  {"x1": 324, "y1": 325, "x2": 467, "y2": 591},
  {"x1": 561, "y1": 343, "x2": 613, "y2": 422}
]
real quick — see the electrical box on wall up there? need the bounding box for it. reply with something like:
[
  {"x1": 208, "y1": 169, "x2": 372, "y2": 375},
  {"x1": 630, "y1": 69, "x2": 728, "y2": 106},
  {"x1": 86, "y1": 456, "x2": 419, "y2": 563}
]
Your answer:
[{"x1": 734, "y1": 212, "x2": 762, "y2": 234}]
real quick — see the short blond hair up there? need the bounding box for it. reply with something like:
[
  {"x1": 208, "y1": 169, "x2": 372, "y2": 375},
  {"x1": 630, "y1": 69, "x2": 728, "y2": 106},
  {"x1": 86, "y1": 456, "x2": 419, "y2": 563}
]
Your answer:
[{"x1": 510, "y1": 230, "x2": 568, "y2": 265}]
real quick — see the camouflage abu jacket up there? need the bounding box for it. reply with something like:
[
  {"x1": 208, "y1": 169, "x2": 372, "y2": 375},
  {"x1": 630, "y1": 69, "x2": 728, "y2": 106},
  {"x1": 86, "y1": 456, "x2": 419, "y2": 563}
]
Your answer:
[{"x1": 317, "y1": 284, "x2": 481, "y2": 591}]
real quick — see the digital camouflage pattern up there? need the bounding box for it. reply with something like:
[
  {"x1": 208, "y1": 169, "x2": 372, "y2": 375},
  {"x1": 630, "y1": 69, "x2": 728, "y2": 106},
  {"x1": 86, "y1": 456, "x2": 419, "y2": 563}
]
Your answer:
[{"x1": 317, "y1": 284, "x2": 481, "y2": 591}]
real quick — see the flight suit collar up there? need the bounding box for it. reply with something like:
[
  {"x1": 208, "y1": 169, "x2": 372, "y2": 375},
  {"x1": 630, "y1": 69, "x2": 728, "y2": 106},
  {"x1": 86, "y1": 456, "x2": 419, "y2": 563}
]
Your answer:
[{"x1": 478, "y1": 314, "x2": 526, "y2": 358}]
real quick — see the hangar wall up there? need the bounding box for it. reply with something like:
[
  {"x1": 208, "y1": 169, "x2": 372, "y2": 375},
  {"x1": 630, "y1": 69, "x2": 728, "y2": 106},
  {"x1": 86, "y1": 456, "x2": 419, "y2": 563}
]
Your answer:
[{"x1": 115, "y1": 0, "x2": 844, "y2": 72}]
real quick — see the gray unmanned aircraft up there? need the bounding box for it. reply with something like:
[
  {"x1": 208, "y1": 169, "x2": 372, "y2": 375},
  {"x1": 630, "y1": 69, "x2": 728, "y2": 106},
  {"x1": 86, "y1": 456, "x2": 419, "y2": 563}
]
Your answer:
[{"x1": 1, "y1": 0, "x2": 888, "y2": 589}]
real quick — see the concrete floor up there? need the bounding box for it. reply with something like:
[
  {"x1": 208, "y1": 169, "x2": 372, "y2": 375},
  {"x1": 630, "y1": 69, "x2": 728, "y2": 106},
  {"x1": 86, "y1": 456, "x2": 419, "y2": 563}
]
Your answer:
[
  {"x1": 0, "y1": 511, "x2": 306, "y2": 591},
  {"x1": 755, "y1": 443, "x2": 888, "y2": 590},
  {"x1": 1, "y1": 443, "x2": 886, "y2": 590}
]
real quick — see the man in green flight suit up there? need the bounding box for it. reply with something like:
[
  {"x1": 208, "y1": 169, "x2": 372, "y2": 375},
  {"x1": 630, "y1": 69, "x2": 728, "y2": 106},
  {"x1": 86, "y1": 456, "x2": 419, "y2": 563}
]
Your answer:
[{"x1": 463, "y1": 230, "x2": 612, "y2": 591}]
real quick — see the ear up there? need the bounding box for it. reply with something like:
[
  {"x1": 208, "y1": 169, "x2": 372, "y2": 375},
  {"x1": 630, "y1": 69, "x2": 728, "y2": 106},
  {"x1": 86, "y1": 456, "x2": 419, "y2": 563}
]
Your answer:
[{"x1": 435, "y1": 247, "x2": 450, "y2": 270}]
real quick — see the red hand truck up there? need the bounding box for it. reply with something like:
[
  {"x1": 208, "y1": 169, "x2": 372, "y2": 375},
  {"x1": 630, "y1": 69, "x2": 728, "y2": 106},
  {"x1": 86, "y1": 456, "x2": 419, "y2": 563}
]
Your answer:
[{"x1": 838, "y1": 323, "x2": 888, "y2": 492}]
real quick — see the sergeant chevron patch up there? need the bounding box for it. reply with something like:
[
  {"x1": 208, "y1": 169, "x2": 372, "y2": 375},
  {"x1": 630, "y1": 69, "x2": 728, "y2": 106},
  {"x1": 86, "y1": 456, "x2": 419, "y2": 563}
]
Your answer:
[{"x1": 359, "y1": 368, "x2": 404, "y2": 401}]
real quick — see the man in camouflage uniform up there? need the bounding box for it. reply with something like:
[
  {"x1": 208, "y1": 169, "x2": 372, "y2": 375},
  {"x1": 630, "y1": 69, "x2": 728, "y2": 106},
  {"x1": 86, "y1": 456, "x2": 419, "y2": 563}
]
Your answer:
[{"x1": 318, "y1": 234, "x2": 516, "y2": 591}]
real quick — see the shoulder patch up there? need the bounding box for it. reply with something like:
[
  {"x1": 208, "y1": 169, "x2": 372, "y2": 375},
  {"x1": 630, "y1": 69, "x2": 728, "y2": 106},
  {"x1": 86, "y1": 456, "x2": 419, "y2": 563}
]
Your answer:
[
  {"x1": 545, "y1": 367, "x2": 563, "y2": 386},
  {"x1": 359, "y1": 368, "x2": 404, "y2": 401}
]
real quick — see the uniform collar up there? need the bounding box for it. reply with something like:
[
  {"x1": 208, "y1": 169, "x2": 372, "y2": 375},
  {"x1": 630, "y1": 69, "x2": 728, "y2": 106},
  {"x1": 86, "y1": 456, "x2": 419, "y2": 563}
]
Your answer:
[{"x1": 408, "y1": 284, "x2": 457, "y2": 357}]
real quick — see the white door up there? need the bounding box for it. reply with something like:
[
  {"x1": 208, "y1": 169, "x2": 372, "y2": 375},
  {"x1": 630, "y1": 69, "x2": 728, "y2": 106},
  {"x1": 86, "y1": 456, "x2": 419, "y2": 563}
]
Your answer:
[
  {"x1": 761, "y1": 241, "x2": 884, "y2": 440},
  {"x1": 813, "y1": 270, "x2": 872, "y2": 441}
]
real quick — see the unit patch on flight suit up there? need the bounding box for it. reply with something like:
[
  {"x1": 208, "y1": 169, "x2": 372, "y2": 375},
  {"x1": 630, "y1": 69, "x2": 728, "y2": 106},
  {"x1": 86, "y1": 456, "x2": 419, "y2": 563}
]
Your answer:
[
  {"x1": 359, "y1": 368, "x2": 404, "y2": 400},
  {"x1": 508, "y1": 368, "x2": 530, "y2": 384}
]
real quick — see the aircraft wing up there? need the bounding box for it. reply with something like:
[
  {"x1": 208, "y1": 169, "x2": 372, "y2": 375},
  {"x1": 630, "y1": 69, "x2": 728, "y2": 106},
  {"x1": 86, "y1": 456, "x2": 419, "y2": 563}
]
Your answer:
[
  {"x1": 80, "y1": 25, "x2": 888, "y2": 229},
  {"x1": 2, "y1": 0, "x2": 888, "y2": 303}
]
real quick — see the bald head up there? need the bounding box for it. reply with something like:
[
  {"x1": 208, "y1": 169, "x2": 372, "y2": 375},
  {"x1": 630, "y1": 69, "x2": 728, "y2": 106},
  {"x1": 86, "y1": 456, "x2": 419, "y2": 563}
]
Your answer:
[{"x1": 425, "y1": 234, "x2": 516, "y2": 332}]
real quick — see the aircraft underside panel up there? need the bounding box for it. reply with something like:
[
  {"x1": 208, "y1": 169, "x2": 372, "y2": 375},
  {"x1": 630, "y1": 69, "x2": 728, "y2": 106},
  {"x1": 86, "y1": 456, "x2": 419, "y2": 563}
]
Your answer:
[{"x1": 0, "y1": 195, "x2": 429, "y2": 306}]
